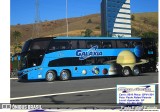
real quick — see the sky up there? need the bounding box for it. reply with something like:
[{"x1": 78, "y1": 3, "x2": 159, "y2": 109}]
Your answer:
[{"x1": 11, "y1": 0, "x2": 158, "y2": 25}]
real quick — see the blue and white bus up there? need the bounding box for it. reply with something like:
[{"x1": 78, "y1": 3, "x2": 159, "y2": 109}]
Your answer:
[{"x1": 18, "y1": 37, "x2": 156, "y2": 81}]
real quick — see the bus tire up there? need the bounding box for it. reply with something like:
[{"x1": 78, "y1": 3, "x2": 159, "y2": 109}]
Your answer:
[
  {"x1": 60, "y1": 70, "x2": 71, "y2": 81},
  {"x1": 132, "y1": 66, "x2": 141, "y2": 76},
  {"x1": 122, "y1": 66, "x2": 132, "y2": 77},
  {"x1": 46, "y1": 71, "x2": 56, "y2": 82}
]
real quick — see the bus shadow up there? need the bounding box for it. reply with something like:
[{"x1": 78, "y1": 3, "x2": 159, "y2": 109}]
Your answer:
[
  {"x1": 17, "y1": 79, "x2": 46, "y2": 83},
  {"x1": 44, "y1": 95, "x2": 64, "y2": 104},
  {"x1": 17, "y1": 72, "x2": 156, "y2": 83},
  {"x1": 70, "y1": 75, "x2": 121, "y2": 81}
]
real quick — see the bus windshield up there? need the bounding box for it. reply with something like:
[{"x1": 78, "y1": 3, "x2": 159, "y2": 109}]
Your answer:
[
  {"x1": 22, "y1": 39, "x2": 51, "y2": 52},
  {"x1": 20, "y1": 38, "x2": 52, "y2": 69},
  {"x1": 20, "y1": 51, "x2": 45, "y2": 70},
  {"x1": 22, "y1": 40, "x2": 31, "y2": 53},
  {"x1": 29, "y1": 40, "x2": 50, "y2": 51}
]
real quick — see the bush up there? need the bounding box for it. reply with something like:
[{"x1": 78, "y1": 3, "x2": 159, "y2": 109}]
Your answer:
[
  {"x1": 95, "y1": 26, "x2": 100, "y2": 29},
  {"x1": 131, "y1": 15, "x2": 135, "y2": 21},
  {"x1": 131, "y1": 28, "x2": 141, "y2": 36},
  {"x1": 87, "y1": 19, "x2": 92, "y2": 23},
  {"x1": 141, "y1": 31, "x2": 158, "y2": 39},
  {"x1": 81, "y1": 29, "x2": 93, "y2": 37}
]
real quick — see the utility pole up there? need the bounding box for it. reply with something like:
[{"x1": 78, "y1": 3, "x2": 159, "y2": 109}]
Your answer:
[
  {"x1": 66, "y1": 0, "x2": 69, "y2": 37},
  {"x1": 32, "y1": 0, "x2": 41, "y2": 38}
]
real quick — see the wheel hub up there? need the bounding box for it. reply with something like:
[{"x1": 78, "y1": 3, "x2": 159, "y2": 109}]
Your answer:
[
  {"x1": 62, "y1": 72, "x2": 68, "y2": 80},
  {"x1": 48, "y1": 73, "x2": 53, "y2": 80},
  {"x1": 124, "y1": 69, "x2": 129, "y2": 76}
]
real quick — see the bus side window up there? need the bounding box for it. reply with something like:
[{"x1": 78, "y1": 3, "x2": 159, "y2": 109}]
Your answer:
[
  {"x1": 131, "y1": 41, "x2": 142, "y2": 47},
  {"x1": 71, "y1": 41, "x2": 78, "y2": 49},
  {"x1": 79, "y1": 40, "x2": 86, "y2": 49},
  {"x1": 102, "y1": 42, "x2": 112, "y2": 48},
  {"x1": 61, "y1": 46, "x2": 66, "y2": 50},
  {"x1": 48, "y1": 41, "x2": 70, "y2": 51},
  {"x1": 60, "y1": 42, "x2": 71, "y2": 50},
  {"x1": 86, "y1": 41, "x2": 101, "y2": 48},
  {"x1": 85, "y1": 58, "x2": 96, "y2": 65},
  {"x1": 48, "y1": 41, "x2": 56, "y2": 51},
  {"x1": 123, "y1": 42, "x2": 129, "y2": 48},
  {"x1": 117, "y1": 41, "x2": 130, "y2": 48}
]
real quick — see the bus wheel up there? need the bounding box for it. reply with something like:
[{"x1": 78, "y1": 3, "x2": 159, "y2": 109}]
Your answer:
[
  {"x1": 132, "y1": 66, "x2": 141, "y2": 76},
  {"x1": 122, "y1": 67, "x2": 131, "y2": 77},
  {"x1": 46, "y1": 71, "x2": 56, "y2": 82},
  {"x1": 60, "y1": 70, "x2": 71, "y2": 81}
]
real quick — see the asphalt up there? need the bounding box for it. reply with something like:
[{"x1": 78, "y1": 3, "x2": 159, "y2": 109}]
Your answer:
[{"x1": 11, "y1": 72, "x2": 158, "y2": 105}]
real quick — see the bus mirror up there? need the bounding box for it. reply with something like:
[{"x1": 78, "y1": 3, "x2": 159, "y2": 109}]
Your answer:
[{"x1": 17, "y1": 55, "x2": 21, "y2": 61}]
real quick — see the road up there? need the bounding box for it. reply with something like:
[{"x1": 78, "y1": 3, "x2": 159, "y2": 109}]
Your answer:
[{"x1": 11, "y1": 72, "x2": 158, "y2": 106}]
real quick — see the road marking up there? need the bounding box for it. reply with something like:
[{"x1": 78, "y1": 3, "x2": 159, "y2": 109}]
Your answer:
[
  {"x1": 11, "y1": 87, "x2": 116, "y2": 100},
  {"x1": 149, "y1": 83, "x2": 159, "y2": 85},
  {"x1": 10, "y1": 78, "x2": 18, "y2": 80},
  {"x1": 11, "y1": 82, "x2": 159, "y2": 101}
]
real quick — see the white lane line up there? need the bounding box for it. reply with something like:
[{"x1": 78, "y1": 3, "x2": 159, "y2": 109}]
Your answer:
[
  {"x1": 11, "y1": 82, "x2": 159, "y2": 101},
  {"x1": 10, "y1": 87, "x2": 116, "y2": 100},
  {"x1": 10, "y1": 78, "x2": 18, "y2": 80},
  {"x1": 149, "y1": 83, "x2": 159, "y2": 85}
]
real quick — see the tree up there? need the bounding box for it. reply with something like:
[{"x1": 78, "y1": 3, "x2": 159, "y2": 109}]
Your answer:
[
  {"x1": 81, "y1": 29, "x2": 93, "y2": 37},
  {"x1": 87, "y1": 19, "x2": 92, "y2": 23},
  {"x1": 142, "y1": 17, "x2": 148, "y2": 24},
  {"x1": 131, "y1": 15, "x2": 135, "y2": 21},
  {"x1": 141, "y1": 31, "x2": 158, "y2": 39},
  {"x1": 12, "y1": 31, "x2": 22, "y2": 53},
  {"x1": 131, "y1": 28, "x2": 141, "y2": 36},
  {"x1": 95, "y1": 26, "x2": 100, "y2": 29}
]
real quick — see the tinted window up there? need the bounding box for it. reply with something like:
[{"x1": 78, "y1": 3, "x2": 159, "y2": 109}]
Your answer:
[
  {"x1": 102, "y1": 41, "x2": 112, "y2": 48},
  {"x1": 117, "y1": 40, "x2": 133, "y2": 48},
  {"x1": 86, "y1": 41, "x2": 101, "y2": 48},
  {"x1": 48, "y1": 56, "x2": 117, "y2": 67},
  {"x1": 48, "y1": 57, "x2": 83, "y2": 67},
  {"x1": 78, "y1": 40, "x2": 86, "y2": 49},
  {"x1": 48, "y1": 40, "x2": 71, "y2": 51},
  {"x1": 22, "y1": 40, "x2": 31, "y2": 52},
  {"x1": 30, "y1": 40, "x2": 50, "y2": 50},
  {"x1": 71, "y1": 40, "x2": 78, "y2": 49},
  {"x1": 130, "y1": 41, "x2": 142, "y2": 47}
]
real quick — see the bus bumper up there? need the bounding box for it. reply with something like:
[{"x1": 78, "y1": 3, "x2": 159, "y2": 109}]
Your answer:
[{"x1": 18, "y1": 71, "x2": 28, "y2": 81}]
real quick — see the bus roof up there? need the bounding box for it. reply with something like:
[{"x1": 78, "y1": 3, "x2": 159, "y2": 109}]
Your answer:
[
  {"x1": 54, "y1": 37, "x2": 141, "y2": 40},
  {"x1": 30, "y1": 37, "x2": 141, "y2": 41}
]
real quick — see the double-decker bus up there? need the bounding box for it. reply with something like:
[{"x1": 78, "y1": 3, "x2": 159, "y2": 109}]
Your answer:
[{"x1": 18, "y1": 37, "x2": 157, "y2": 81}]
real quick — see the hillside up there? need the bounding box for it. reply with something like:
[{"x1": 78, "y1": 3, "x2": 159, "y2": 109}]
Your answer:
[
  {"x1": 11, "y1": 14, "x2": 101, "y2": 44},
  {"x1": 11, "y1": 12, "x2": 158, "y2": 52},
  {"x1": 131, "y1": 12, "x2": 158, "y2": 36}
]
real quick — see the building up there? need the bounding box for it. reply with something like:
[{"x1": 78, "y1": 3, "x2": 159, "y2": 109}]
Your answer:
[{"x1": 101, "y1": 0, "x2": 131, "y2": 37}]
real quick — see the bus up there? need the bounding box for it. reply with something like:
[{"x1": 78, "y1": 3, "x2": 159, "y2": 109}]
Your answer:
[{"x1": 18, "y1": 37, "x2": 157, "y2": 81}]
